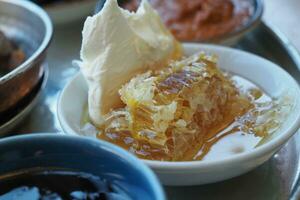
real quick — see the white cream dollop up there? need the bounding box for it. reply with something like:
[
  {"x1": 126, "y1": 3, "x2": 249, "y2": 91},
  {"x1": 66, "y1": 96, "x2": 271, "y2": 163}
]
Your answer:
[{"x1": 79, "y1": 0, "x2": 181, "y2": 126}]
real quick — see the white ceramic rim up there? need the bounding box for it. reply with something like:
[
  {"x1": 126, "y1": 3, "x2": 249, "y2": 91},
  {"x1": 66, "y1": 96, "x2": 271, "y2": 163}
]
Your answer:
[
  {"x1": 0, "y1": 0, "x2": 53, "y2": 83},
  {"x1": 58, "y1": 43, "x2": 300, "y2": 171}
]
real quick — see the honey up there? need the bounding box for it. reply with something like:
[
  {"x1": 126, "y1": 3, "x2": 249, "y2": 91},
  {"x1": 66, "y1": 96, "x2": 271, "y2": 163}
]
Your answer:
[{"x1": 84, "y1": 53, "x2": 285, "y2": 161}]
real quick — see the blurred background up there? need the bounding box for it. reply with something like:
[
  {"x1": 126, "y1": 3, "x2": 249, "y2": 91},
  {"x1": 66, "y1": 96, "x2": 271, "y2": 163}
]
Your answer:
[{"x1": 265, "y1": 0, "x2": 300, "y2": 49}]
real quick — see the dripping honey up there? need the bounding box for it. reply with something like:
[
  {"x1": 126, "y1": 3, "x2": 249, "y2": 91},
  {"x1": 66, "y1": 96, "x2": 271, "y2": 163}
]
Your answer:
[{"x1": 84, "y1": 54, "x2": 281, "y2": 161}]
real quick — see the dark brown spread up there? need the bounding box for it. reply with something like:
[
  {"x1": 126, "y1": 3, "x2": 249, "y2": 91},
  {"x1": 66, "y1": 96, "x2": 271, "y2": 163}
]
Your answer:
[
  {"x1": 123, "y1": 0, "x2": 253, "y2": 42},
  {"x1": 0, "y1": 169, "x2": 133, "y2": 200}
]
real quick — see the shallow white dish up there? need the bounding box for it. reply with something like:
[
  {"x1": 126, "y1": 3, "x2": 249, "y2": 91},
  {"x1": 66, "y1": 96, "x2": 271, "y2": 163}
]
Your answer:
[
  {"x1": 57, "y1": 43, "x2": 300, "y2": 186},
  {"x1": 44, "y1": 0, "x2": 97, "y2": 25}
]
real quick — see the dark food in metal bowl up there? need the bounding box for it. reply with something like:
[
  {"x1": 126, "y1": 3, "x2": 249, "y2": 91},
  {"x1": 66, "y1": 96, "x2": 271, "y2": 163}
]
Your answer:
[
  {"x1": 0, "y1": 0, "x2": 52, "y2": 118},
  {"x1": 0, "y1": 31, "x2": 25, "y2": 76}
]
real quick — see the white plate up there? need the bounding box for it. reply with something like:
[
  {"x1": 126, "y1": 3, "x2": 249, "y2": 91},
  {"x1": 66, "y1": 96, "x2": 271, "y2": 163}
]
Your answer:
[
  {"x1": 44, "y1": 0, "x2": 97, "y2": 25},
  {"x1": 57, "y1": 43, "x2": 300, "y2": 186}
]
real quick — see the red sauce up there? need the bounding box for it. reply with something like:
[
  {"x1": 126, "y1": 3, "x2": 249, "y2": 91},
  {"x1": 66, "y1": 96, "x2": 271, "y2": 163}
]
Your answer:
[{"x1": 123, "y1": 0, "x2": 253, "y2": 42}]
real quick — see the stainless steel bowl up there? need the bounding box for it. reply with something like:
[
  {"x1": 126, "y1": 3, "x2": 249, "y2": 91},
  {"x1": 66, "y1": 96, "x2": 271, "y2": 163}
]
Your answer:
[
  {"x1": 0, "y1": 0, "x2": 52, "y2": 116},
  {"x1": 116, "y1": 0, "x2": 263, "y2": 46}
]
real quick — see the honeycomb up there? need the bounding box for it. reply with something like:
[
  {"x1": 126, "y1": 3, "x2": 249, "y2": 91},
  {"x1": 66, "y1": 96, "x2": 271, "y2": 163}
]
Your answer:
[{"x1": 97, "y1": 53, "x2": 254, "y2": 161}]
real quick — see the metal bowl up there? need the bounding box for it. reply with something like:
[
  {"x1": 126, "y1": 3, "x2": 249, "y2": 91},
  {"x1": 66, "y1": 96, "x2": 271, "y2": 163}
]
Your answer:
[
  {"x1": 0, "y1": 0, "x2": 52, "y2": 116},
  {"x1": 115, "y1": 0, "x2": 263, "y2": 46},
  {"x1": 0, "y1": 134, "x2": 165, "y2": 200}
]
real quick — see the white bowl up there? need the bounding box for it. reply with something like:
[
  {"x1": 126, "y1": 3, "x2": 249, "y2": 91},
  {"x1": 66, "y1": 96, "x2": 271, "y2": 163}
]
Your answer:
[{"x1": 57, "y1": 43, "x2": 300, "y2": 186}]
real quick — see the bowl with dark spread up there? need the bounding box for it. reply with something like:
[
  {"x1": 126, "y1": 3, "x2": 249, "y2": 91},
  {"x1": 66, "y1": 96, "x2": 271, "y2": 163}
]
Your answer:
[
  {"x1": 0, "y1": 0, "x2": 52, "y2": 120},
  {"x1": 121, "y1": 0, "x2": 263, "y2": 45},
  {"x1": 0, "y1": 134, "x2": 165, "y2": 200}
]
